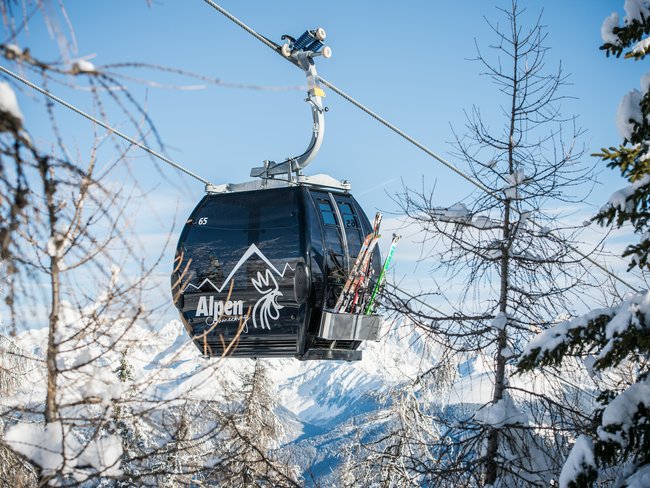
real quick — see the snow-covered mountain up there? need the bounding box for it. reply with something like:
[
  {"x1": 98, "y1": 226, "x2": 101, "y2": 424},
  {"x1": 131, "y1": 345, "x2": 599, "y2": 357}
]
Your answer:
[
  {"x1": 2, "y1": 311, "x2": 519, "y2": 482},
  {"x1": 3, "y1": 313, "x2": 441, "y2": 476}
]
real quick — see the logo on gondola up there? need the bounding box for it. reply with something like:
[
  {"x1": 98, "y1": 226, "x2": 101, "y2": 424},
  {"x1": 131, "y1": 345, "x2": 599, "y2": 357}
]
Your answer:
[
  {"x1": 182, "y1": 244, "x2": 293, "y2": 331},
  {"x1": 251, "y1": 269, "x2": 283, "y2": 330}
]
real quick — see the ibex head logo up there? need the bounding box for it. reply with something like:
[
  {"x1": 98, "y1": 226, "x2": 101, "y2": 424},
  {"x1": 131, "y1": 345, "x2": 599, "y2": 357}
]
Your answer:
[{"x1": 251, "y1": 269, "x2": 284, "y2": 330}]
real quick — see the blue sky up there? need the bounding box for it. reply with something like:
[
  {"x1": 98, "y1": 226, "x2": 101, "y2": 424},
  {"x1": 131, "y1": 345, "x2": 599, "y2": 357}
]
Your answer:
[
  {"x1": 3, "y1": 0, "x2": 645, "y2": 322},
  {"x1": 13, "y1": 1, "x2": 644, "y2": 206}
]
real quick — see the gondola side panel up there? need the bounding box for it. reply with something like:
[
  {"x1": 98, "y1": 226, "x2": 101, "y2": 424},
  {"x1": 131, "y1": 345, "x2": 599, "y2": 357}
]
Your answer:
[{"x1": 172, "y1": 189, "x2": 307, "y2": 357}]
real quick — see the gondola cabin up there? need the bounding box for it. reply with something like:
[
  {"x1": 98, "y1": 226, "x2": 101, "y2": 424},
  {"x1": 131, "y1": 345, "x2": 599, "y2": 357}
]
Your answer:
[
  {"x1": 171, "y1": 27, "x2": 387, "y2": 360},
  {"x1": 171, "y1": 179, "x2": 382, "y2": 361}
]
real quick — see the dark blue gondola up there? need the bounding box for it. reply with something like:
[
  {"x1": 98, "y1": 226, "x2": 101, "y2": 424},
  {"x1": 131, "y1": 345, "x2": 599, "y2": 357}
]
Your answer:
[{"x1": 171, "y1": 28, "x2": 383, "y2": 361}]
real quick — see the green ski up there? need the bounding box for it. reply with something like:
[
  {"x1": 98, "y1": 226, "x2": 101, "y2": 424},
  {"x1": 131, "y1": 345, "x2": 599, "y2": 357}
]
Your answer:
[{"x1": 365, "y1": 233, "x2": 401, "y2": 314}]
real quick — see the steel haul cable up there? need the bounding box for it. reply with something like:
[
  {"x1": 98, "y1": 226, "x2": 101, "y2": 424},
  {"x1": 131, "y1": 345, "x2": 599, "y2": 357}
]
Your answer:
[
  {"x1": 0, "y1": 65, "x2": 212, "y2": 186},
  {"x1": 198, "y1": 0, "x2": 640, "y2": 293}
]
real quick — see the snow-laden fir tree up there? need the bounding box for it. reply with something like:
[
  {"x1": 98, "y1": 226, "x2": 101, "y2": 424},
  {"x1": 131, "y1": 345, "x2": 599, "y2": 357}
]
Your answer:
[
  {"x1": 340, "y1": 382, "x2": 443, "y2": 487},
  {"x1": 210, "y1": 360, "x2": 300, "y2": 487},
  {"x1": 598, "y1": 0, "x2": 650, "y2": 270},
  {"x1": 0, "y1": 335, "x2": 39, "y2": 486},
  {"x1": 390, "y1": 1, "x2": 597, "y2": 485},
  {"x1": 518, "y1": 2, "x2": 650, "y2": 486}
]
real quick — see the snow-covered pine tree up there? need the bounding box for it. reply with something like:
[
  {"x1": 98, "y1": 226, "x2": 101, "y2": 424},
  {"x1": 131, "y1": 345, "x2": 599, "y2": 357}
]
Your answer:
[
  {"x1": 518, "y1": 2, "x2": 650, "y2": 486},
  {"x1": 0, "y1": 335, "x2": 38, "y2": 486},
  {"x1": 111, "y1": 351, "x2": 147, "y2": 487},
  {"x1": 238, "y1": 360, "x2": 284, "y2": 453},
  {"x1": 598, "y1": 1, "x2": 650, "y2": 270},
  {"x1": 391, "y1": 2, "x2": 597, "y2": 485},
  {"x1": 340, "y1": 384, "x2": 442, "y2": 487},
  {"x1": 211, "y1": 360, "x2": 300, "y2": 487}
]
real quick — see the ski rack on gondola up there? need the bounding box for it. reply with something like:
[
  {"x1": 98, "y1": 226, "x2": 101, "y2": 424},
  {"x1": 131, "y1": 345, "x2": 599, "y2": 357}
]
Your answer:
[
  {"x1": 317, "y1": 213, "x2": 384, "y2": 343},
  {"x1": 317, "y1": 212, "x2": 401, "y2": 344}
]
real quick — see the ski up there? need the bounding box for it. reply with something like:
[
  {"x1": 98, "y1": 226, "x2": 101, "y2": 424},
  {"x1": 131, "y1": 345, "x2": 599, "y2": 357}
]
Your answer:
[
  {"x1": 335, "y1": 228, "x2": 381, "y2": 313},
  {"x1": 365, "y1": 233, "x2": 401, "y2": 315},
  {"x1": 334, "y1": 212, "x2": 382, "y2": 312},
  {"x1": 341, "y1": 235, "x2": 381, "y2": 313}
]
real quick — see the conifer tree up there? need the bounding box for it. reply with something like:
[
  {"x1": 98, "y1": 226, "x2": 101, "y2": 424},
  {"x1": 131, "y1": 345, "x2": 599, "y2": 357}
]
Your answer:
[
  {"x1": 213, "y1": 360, "x2": 300, "y2": 487},
  {"x1": 597, "y1": 1, "x2": 650, "y2": 270},
  {"x1": 390, "y1": 2, "x2": 595, "y2": 485},
  {"x1": 518, "y1": 3, "x2": 650, "y2": 486},
  {"x1": 341, "y1": 385, "x2": 442, "y2": 487}
]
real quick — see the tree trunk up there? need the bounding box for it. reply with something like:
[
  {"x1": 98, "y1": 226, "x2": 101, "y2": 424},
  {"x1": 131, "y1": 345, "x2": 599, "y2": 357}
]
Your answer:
[
  {"x1": 485, "y1": 20, "x2": 519, "y2": 482},
  {"x1": 42, "y1": 158, "x2": 60, "y2": 424},
  {"x1": 484, "y1": 201, "x2": 511, "y2": 485},
  {"x1": 44, "y1": 254, "x2": 60, "y2": 424}
]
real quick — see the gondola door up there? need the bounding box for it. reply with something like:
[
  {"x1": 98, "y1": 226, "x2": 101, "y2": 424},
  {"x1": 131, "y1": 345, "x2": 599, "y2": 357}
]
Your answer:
[
  {"x1": 308, "y1": 191, "x2": 374, "y2": 310},
  {"x1": 310, "y1": 192, "x2": 348, "y2": 310}
]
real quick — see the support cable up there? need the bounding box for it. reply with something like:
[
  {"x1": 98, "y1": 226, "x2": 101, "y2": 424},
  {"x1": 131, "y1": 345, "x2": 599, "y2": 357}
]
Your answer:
[
  {"x1": 199, "y1": 0, "x2": 641, "y2": 293},
  {"x1": 317, "y1": 77, "x2": 498, "y2": 198},
  {"x1": 0, "y1": 65, "x2": 212, "y2": 186},
  {"x1": 201, "y1": 0, "x2": 281, "y2": 53}
]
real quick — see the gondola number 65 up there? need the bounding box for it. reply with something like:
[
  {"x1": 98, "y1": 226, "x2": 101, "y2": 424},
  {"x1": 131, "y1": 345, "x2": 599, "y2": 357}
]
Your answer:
[{"x1": 197, "y1": 217, "x2": 208, "y2": 225}]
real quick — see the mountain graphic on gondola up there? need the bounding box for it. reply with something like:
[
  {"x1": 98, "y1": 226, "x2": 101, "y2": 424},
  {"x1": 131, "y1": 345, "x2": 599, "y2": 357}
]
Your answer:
[
  {"x1": 182, "y1": 243, "x2": 294, "y2": 294},
  {"x1": 182, "y1": 243, "x2": 294, "y2": 330}
]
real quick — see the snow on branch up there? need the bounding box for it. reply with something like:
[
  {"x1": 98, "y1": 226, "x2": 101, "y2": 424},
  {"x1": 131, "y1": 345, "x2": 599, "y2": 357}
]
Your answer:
[
  {"x1": 616, "y1": 90, "x2": 643, "y2": 140},
  {"x1": 602, "y1": 12, "x2": 621, "y2": 46},
  {"x1": 0, "y1": 82, "x2": 24, "y2": 131},
  {"x1": 604, "y1": 174, "x2": 650, "y2": 212},
  {"x1": 430, "y1": 203, "x2": 471, "y2": 223},
  {"x1": 598, "y1": 379, "x2": 650, "y2": 447},
  {"x1": 4, "y1": 421, "x2": 123, "y2": 481},
  {"x1": 631, "y1": 37, "x2": 650, "y2": 57},
  {"x1": 624, "y1": 0, "x2": 650, "y2": 24},
  {"x1": 558, "y1": 435, "x2": 596, "y2": 488},
  {"x1": 518, "y1": 291, "x2": 650, "y2": 371},
  {"x1": 503, "y1": 170, "x2": 528, "y2": 200},
  {"x1": 473, "y1": 393, "x2": 528, "y2": 428},
  {"x1": 71, "y1": 59, "x2": 97, "y2": 74}
]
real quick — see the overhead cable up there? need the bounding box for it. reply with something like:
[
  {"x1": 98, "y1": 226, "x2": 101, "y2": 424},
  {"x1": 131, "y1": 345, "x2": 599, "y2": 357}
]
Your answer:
[
  {"x1": 198, "y1": 0, "x2": 640, "y2": 293},
  {"x1": 0, "y1": 65, "x2": 212, "y2": 186}
]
